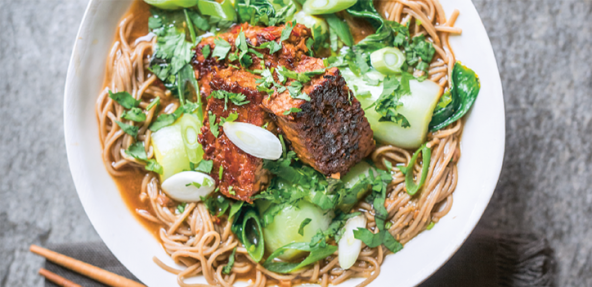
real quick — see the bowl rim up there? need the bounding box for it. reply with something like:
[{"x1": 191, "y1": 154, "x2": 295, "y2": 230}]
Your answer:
[{"x1": 64, "y1": 0, "x2": 505, "y2": 286}]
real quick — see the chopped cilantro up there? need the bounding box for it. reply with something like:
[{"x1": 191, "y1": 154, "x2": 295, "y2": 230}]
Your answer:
[
  {"x1": 220, "y1": 112, "x2": 239, "y2": 125},
  {"x1": 283, "y1": 107, "x2": 302, "y2": 115},
  {"x1": 210, "y1": 90, "x2": 250, "y2": 110},
  {"x1": 287, "y1": 81, "x2": 311, "y2": 101},
  {"x1": 202, "y1": 45, "x2": 211, "y2": 59},
  {"x1": 208, "y1": 112, "x2": 219, "y2": 138},
  {"x1": 212, "y1": 37, "x2": 232, "y2": 60},
  {"x1": 280, "y1": 21, "x2": 296, "y2": 42},
  {"x1": 258, "y1": 41, "x2": 282, "y2": 54},
  {"x1": 366, "y1": 74, "x2": 412, "y2": 127},
  {"x1": 194, "y1": 159, "x2": 214, "y2": 173},
  {"x1": 298, "y1": 218, "x2": 312, "y2": 236},
  {"x1": 222, "y1": 247, "x2": 237, "y2": 274},
  {"x1": 109, "y1": 91, "x2": 139, "y2": 109},
  {"x1": 149, "y1": 107, "x2": 183, "y2": 132},
  {"x1": 276, "y1": 66, "x2": 325, "y2": 83},
  {"x1": 228, "y1": 186, "x2": 236, "y2": 195},
  {"x1": 176, "y1": 203, "x2": 187, "y2": 214},
  {"x1": 125, "y1": 142, "x2": 147, "y2": 161},
  {"x1": 122, "y1": 107, "x2": 146, "y2": 122},
  {"x1": 115, "y1": 121, "x2": 138, "y2": 138}
]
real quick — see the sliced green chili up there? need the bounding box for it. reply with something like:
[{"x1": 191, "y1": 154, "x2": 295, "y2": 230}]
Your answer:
[
  {"x1": 242, "y1": 210, "x2": 265, "y2": 262},
  {"x1": 401, "y1": 144, "x2": 431, "y2": 196}
]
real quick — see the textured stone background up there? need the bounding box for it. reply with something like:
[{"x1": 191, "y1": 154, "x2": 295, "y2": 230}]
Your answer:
[{"x1": 0, "y1": 0, "x2": 591, "y2": 286}]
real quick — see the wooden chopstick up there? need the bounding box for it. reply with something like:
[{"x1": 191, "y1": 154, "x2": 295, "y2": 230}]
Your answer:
[
  {"x1": 38, "y1": 268, "x2": 82, "y2": 287},
  {"x1": 30, "y1": 245, "x2": 146, "y2": 287}
]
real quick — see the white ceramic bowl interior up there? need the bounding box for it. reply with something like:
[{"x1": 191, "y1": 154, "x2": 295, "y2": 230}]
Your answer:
[{"x1": 64, "y1": 0, "x2": 505, "y2": 286}]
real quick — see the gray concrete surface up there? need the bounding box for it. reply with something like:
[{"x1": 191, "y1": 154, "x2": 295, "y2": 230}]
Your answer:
[{"x1": 0, "y1": 0, "x2": 590, "y2": 286}]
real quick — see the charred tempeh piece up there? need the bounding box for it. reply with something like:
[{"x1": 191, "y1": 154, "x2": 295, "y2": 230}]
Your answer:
[{"x1": 262, "y1": 58, "x2": 375, "y2": 177}]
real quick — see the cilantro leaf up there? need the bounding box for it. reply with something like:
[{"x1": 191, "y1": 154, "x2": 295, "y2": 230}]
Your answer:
[
  {"x1": 125, "y1": 142, "x2": 148, "y2": 161},
  {"x1": 176, "y1": 203, "x2": 187, "y2": 214},
  {"x1": 208, "y1": 112, "x2": 219, "y2": 138},
  {"x1": 369, "y1": 75, "x2": 411, "y2": 127},
  {"x1": 194, "y1": 160, "x2": 214, "y2": 173},
  {"x1": 222, "y1": 247, "x2": 237, "y2": 274},
  {"x1": 122, "y1": 107, "x2": 146, "y2": 122},
  {"x1": 280, "y1": 21, "x2": 296, "y2": 42},
  {"x1": 287, "y1": 81, "x2": 311, "y2": 101},
  {"x1": 202, "y1": 44, "x2": 211, "y2": 59},
  {"x1": 220, "y1": 112, "x2": 239, "y2": 125},
  {"x1": 276, "y1": 66, "x2": 325, "y2": 83},
  {"x1": 283, "y1": 107, "x2": 302, "y2": 115},
  {"x1": 258, "y1": 41, "x2": 282, "y2": 54},
  {"x1": 109, "y1": 91, "x2": 139, "y2": 109},
  {"x1": 210, "y1": 90, "x2": 250, "y2": 110},
  {"x1": 115, "y1": 121, "x2": 138, "y2": 138},
  {"x1": 149, "y1": 107, "x2": 183, "y2": 132},
  {"x1": 212, "y1": 38, "x2": 232, "y2": 60}
]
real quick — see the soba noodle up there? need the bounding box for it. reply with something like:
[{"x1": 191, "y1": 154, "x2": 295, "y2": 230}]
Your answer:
[{"x1": 96, "y1": 1, "x2": 463, "y2": 286}]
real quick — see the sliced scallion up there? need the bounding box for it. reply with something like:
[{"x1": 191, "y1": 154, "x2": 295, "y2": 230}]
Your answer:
[
  {"x1": 303, "y1": 0, "x2": 357, "y2": 15},
  {"x1": 371, "y1": 47, "x2": 406, "y2": 75}
]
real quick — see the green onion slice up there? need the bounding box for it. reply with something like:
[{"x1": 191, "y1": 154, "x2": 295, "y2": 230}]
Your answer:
[
  {"x1": 401, "y1": 144, "x2": 432, "y2": 196},
  {"x1": 197, "y1": 0, "x2": 237, "y2": 22},
  {"x1": 179, "y1": 114, "x2": 204, "y2": 164},
  {"x1": 144, "y1": 0, "x2": 199, "y2": 10},
  {"x1": 303, "y1": 0, "x2": 357, "y2": 15},
  {"x1": 242, "y1": 210, "x2": 265, "y2": 262},
  {"x1": 371, "y1": 47, "x2": 406, "y2": 75}
]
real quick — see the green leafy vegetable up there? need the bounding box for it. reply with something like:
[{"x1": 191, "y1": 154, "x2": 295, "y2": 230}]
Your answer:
[
  {"x1": 280, "y1": 21, "x2": 296, "y2": 42},
  {"x1": 353, "y1": 167, "x2": 403, "y2": 254},
  {"x1": 125, "y1": 142, "x2": 148, "y2": 161},
  {"x1": 202, "y1": 194, "x2": 231, "y2": 216},
  {"x1": 115, "y1": 121, "x2": 139, "y2": 138},
  {"x1": 197, "y1": 0, "x2": 237, "y2": 22},
  {"x1": 276, "y1": 66, "x2": 325, "y2": 83},
  {"x1": 146, "y1": 159, "x2": 164, "y2": 174},
  {"x1": 287, "y1": 81, "x2": 311, "y2": 101},
  {"x1": 236, "y1": 0, "x2": 297, "y2": 27},
  {"x1": 109, "y1": 91, "x2": 139, "y2": 109},
  {"x1": 149, "y1": 107, "x2": 184, "y2": 132},
  {"x1": 398, "y1": 144, "x2": 431, "y2": 196},
  {"x1": 194, "y1": 159, "x2": 214, "y2": 173},
  {"x1": 207, "y1": 112, "x2": 220, "y2": 137},
  {"x1": 124, "y1": 142, "x2": 163, "y2": 174},
  {"x1": 324, "y1": 14, "x2": 353, "y2": 47},
  {"x1": 212, "y1": 37, "x2": 232, "y2": 60},
  {"x1": 220, "y1": 112, "x2": 239, "y2": 125},
  {"x1": 429, "y1": 62, "x2": 480, "y2": 132},
  {"x1": 283, "y1": 108, "x2": 302, "y2": 115},
  {"x1": 209, "y1": 90, "x2": 250, "y2": 110},
  {"x1": 202, "y1": 45, "x2": 211, "y2": 59},
  {"x1": 298, "y1": 218, "x2": 312, "y2": 236},
  {"x1": 262, "y1": 242, "x2": 337, "y2": 273},
  {"x1": 122, "y1": 108, "x2": 146, "y2": 122},
  {"x1": 176, "y1": 203, "x2": 187, "y2": 214},
  {"x1": 222, "y1": 247, "x2": 237, "y2": 274},
  {"x1": 366, "y1": 74, "x2": 412, "y2": 127}
]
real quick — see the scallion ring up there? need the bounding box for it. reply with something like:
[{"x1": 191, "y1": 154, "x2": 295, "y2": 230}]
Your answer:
[
  {"x1": 370, "y1": 47, "x2": 406, "y2": 75},
  {"x1": 302, "y1": 0, "x2": 357, "y2": 15}
]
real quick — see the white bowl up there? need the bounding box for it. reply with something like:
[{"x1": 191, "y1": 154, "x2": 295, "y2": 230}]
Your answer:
[{"x1": 64, "y1": 0, "x2": 505, "y2": 286}]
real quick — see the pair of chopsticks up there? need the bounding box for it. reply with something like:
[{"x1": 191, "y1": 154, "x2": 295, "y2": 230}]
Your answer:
[{"x1": 30, "y1": 245, "x2": 146, "y2": 287}]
